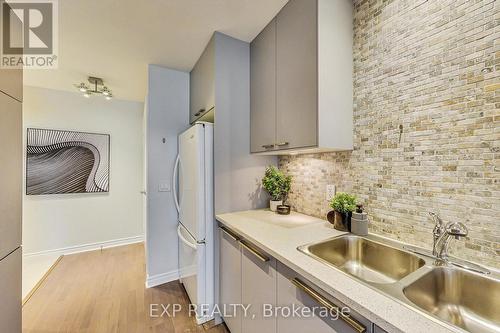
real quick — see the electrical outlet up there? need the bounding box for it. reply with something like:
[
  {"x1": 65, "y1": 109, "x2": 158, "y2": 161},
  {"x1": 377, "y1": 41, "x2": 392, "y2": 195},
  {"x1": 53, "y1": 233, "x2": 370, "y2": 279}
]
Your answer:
[
  {"x1": 158, "y1": 183, "x2": 171, "y2": 192},
  {"x1": 326, "y1": 184, "x2": 336, "y2": 201}
]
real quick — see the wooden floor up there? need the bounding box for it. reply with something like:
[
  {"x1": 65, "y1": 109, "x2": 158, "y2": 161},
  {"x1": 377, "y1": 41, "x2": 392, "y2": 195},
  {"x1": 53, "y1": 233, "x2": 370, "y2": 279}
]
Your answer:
[{"x1": 23, "y1": 243, "x2": 229, "y2": 333}]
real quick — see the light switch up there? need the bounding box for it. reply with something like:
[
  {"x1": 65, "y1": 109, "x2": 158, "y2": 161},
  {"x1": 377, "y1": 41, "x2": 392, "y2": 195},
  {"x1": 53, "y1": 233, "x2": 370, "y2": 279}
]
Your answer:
[{"x1": 158, "y1": 183, "x2": 171, "y2": 192}]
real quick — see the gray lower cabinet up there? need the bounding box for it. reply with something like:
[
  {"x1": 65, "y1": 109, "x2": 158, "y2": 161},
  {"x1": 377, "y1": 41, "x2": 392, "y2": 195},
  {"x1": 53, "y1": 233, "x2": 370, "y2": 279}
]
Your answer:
[
  {"x1": 276, "y1": 262, "x2": 372, "y2": 333},
  {"x1": 373, "y1": 325, "x2": 388, "y2": 333},
  {"x1": 219, "y1": 227, "x2": 242, "y2": 333},
  {"x1": 241, "y1": 241, "x2": 277, "y2": 333},
  {"x1": 0, "y1": 247, "x2": 21, "y2": 333},
  {"x1": 219, "y1": 225, "x2": 374, "y2": 333}
]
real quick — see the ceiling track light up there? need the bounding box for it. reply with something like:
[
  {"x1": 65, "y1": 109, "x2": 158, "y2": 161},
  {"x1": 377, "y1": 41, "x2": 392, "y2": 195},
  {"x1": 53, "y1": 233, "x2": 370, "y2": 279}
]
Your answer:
[{"x1": 74, "y1": 76, "x2": 113, "y2": 100}]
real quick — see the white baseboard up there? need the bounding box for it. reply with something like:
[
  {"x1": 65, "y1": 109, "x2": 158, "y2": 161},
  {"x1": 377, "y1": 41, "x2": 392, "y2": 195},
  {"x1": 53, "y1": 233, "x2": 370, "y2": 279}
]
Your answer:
[
  {"x1": 146, "y1": 270, "x2": 179, "y2": 288},
  {"x1": 23, "y1": 235, "x2": 144, "y2": 258}
]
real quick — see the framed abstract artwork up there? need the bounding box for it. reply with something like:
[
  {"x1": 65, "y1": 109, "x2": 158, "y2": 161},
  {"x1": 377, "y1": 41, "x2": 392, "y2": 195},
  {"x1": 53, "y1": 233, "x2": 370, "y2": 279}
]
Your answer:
[{"x1": 26, "y1": 128, "x2": 110, "y2": 195}]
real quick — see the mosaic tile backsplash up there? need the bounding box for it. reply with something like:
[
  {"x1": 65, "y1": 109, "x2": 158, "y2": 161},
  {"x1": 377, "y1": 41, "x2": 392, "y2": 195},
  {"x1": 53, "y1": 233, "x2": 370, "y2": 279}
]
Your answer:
[{"x1": 279, "y1": 0, "x2": 499, "y2": 268}]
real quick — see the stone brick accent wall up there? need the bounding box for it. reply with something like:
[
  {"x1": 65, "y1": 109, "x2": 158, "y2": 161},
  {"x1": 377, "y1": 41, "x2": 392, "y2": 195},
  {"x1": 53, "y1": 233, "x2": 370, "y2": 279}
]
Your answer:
[{"x1": 279, "y1": 0, "x2": 499, "y2": 268}]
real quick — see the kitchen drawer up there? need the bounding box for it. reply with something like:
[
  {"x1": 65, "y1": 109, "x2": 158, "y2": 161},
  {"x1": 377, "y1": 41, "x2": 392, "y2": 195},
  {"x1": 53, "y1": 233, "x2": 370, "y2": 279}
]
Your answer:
[
  {"x1": 373, "y1": 324, "x2": 388, "y2": 333},
  {"x1": 276, "y1": 262, "x2": 372, "y2": 333}
]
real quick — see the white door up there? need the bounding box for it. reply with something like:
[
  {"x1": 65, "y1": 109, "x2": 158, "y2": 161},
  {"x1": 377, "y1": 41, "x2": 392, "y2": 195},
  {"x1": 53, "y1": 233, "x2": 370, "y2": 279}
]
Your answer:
[{"x1": 178, "y1": 124, "x2": 205, "y2": 241}]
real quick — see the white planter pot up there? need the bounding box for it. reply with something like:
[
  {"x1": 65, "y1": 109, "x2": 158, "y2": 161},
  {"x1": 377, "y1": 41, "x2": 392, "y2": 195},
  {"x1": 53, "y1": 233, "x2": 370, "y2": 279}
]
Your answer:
[{"x1": 270, "y1": 200, "x2": 282, "y2": 212}]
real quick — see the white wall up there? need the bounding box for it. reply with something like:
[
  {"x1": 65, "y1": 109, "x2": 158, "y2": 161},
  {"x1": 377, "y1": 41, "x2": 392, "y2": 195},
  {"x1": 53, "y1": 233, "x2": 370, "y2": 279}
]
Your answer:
[
  {"x1": 145, "y1": 65, "x2": 189, "y2": 284},
  {"x1": 23, "y1": 86, "x2": 144, "y2": 254}
]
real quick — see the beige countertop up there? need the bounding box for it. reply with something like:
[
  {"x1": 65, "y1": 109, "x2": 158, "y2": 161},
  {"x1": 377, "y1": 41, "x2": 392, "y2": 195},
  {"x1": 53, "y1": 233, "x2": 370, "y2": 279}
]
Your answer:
[{"x1": 216, "y1": 209, "x2": 461, "y2": 333}]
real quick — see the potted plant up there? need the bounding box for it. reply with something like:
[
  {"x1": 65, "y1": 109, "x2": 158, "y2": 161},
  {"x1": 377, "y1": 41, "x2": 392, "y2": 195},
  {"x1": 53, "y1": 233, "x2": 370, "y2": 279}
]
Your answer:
[
  {"x1": 262, "y1": 166, "x2": 292, "y2": 212},
  {"x1": 328, "y1": 192, "x2": 357, "y2": 231}
]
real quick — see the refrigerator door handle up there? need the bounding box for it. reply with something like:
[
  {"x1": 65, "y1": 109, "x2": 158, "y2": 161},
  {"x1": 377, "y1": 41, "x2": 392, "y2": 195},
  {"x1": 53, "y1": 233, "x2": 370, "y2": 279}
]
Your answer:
[
  {"x1": 172, "y1": 154, "x2": 181, "y2": 213},
  {"x1": 177, "y1": 224, "x2": 197, "y2": 250}
]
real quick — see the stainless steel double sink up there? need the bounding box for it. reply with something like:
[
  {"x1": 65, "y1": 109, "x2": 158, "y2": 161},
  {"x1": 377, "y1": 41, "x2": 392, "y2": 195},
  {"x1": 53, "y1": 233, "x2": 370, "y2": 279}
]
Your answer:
[{"x1": 298, "y1": 234, "x2": 500, "y2": 333}]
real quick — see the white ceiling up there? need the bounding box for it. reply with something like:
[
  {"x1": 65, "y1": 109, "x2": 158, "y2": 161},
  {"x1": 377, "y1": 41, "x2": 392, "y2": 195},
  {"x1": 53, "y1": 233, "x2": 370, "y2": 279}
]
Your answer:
[{"x1": 24, "y1": 0, "x2": 288, "y2": 102}]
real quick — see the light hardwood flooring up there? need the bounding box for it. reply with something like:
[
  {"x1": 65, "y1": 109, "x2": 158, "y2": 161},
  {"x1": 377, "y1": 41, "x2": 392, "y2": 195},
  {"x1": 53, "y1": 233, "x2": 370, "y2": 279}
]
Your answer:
[{"x1": 22, "y1": 243, "x2": 229, "y2": 333}]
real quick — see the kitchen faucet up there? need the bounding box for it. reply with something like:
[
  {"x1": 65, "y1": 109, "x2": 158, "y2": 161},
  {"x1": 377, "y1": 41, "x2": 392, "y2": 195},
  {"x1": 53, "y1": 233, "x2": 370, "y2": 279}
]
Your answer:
[
  {"x1": 404, "y1": 212, "x2": 492, "y2": 275},
  {"x1": 429, "y1": 212, "x2": 469, "y2": 261}
]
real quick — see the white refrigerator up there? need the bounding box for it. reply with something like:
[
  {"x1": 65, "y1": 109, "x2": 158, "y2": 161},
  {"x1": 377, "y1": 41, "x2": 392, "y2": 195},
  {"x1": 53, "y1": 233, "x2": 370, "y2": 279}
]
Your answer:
[{"x1": 173, "y1": 122, "x2": 214, "y2": 325}]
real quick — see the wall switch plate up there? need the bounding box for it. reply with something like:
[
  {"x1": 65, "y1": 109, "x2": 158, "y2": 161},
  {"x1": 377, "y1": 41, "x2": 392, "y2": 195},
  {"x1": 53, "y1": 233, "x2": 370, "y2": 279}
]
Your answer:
[
  {"x1": 326, "y1": 184, "x2": 336, "y2": 201},
  {"x1": 158, "y1": 183, "x2": 171, "y2": 192}
]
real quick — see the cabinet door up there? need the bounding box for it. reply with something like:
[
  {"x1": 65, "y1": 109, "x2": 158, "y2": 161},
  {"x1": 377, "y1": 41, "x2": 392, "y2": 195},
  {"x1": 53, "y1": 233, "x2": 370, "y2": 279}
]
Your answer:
[
  {"x1": 276, "y1": 0, "x2": 318, "y2": 150},
  {"x1": 250, "y1": 18, "x2": 276, "y2": 153},
  {"x1": 0, "y1": 93, "x2": 22, "y2": 260},
  {"x1": 0, "y1": 248, "x2": 22, "y2": 333},
  {"x1": 190, "y1": 37, "x2": 215, "y2": 124},
  {"x1": 277, "y1": 263, "x2": 372, "y2": 333},
  {"x1": 219, "y1": 228, "x2": 242, "y2": 333},
  {"x1": 241, "y1": 241, "x2": 276, "y2": 333}
]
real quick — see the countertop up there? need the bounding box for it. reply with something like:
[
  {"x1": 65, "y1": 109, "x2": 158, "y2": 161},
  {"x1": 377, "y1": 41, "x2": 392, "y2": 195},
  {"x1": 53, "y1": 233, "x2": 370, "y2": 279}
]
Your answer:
[{"x1": 216, "y1": 209, "x2": 461, "y2": 333}]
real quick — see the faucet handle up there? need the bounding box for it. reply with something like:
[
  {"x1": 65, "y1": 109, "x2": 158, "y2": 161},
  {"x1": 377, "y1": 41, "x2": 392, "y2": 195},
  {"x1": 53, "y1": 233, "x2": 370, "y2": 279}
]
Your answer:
[
  {"x1": 445, "y1": 221, "x2": 468, "y2": 239},
  {"x1": 429, "y1": 212, "x2": 443, "y2": 228}
]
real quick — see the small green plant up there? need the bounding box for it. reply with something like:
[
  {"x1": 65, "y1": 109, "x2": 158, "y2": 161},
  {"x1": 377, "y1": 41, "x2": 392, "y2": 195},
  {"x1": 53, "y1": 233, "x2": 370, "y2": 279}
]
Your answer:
[
  {"x1": 330, "y1": 192, "x2": 357, "y2": 214},
  {"x1": 262, "y1": 166, "x2": 292, "y2": 202}
]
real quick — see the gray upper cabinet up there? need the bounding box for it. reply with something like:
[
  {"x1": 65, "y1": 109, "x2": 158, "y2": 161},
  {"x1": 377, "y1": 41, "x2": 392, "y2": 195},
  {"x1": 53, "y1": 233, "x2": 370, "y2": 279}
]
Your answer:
[
  {"x1": 250, "y1": 18, "x2": 277, "y2": 153},
  {"x1": 276, "y1": 0, "x2": 318, "y2": 150},
  {"x1": 190, "y1": 37, "x2": 215, "y2": 124},
  {"x1": 250, "y1": 0, "x2": 353, "y2": 154}
]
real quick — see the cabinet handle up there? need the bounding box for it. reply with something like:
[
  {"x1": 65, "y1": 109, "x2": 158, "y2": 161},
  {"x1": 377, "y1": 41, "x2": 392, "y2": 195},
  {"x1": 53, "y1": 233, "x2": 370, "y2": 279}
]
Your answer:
[
  {"x1": 262, "y1": 144, "x2": 275, "y2": 149},
  {"x1": 276, "y1": 141, "x2": 289, "y2": 146},
  {"x1": 220, "y1": 226, "x2": 239, "y2": 242},
  {"x1": 239, "y1": 240, "x2": 270, "y2": 263},
  {"x1": 290, "y1": 278, "x2": 366, "y2": 333}
]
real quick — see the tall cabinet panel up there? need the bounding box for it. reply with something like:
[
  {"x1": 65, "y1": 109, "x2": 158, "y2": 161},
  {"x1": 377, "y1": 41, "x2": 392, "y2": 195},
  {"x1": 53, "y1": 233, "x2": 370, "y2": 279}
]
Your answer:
[
  {"x1": 0, "y1": 92, "x2": 22, "y2": 259},
  {"x1": 250, "y1": 18, "x2": 277, "y2": 153},
  {"x1": 0, "y1": 62, "x2": 22, "y2": 333},
  {"x1": 276, "y1": 0, "x2": 318, "y2": 150}
]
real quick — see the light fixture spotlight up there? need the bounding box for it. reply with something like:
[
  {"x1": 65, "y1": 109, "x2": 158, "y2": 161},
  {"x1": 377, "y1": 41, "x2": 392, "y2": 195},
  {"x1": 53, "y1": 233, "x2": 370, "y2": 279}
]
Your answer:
[
  {"x1": 75, "y1": 77, "x2": 113, "y2": 100},
  {"x1": 78, "y1": 83, "x2": 88, "y2": 92}
]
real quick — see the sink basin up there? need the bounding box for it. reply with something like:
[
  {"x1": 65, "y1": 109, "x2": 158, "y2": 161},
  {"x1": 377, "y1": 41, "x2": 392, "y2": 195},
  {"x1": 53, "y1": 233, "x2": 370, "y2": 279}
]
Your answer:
[
  {"x1": 404, "y1": 267, "x2": 500, "y2": 333},
  {"x1": 298, "y1": 235, "x2": 425, "y2": 284}
]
